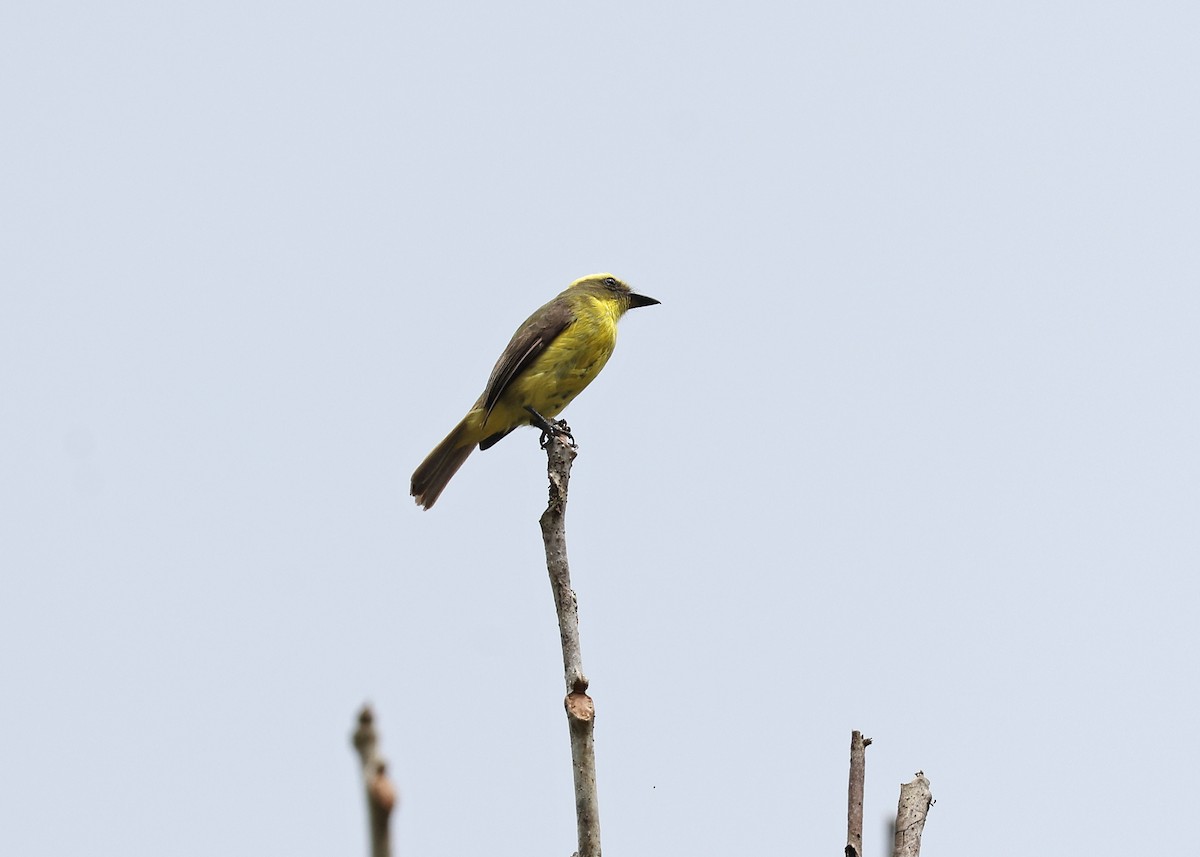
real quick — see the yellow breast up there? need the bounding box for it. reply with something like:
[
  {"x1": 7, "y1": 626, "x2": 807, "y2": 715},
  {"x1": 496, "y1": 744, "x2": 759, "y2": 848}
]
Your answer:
[{"x1": 505, "y1": 295, "x2": 619, "y2": 418}]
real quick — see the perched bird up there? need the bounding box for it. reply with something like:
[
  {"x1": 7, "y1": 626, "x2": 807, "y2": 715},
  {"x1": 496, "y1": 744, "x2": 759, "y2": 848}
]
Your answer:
[{"x1": 411, "y1": 273, "x2": 659, "y2": 509}]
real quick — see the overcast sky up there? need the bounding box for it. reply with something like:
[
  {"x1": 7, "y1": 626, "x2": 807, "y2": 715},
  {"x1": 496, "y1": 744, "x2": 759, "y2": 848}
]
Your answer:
[{"x1": 3, "y1": 2, "x2": 1198, "y2": 855}]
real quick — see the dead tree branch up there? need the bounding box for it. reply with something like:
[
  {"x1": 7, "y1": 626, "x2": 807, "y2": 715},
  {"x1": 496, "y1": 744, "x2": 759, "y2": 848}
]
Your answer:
[
  {"x1": 891, "y1": 771, "x2": 933, "y2": 857},
  {"x1": 845, "y1": 731, "x2": 871, "y2": 857},
  {"x1": 352, "y1": 705, "x2": 396, "y2": 857},
  {"x1": 539, "y1": 434, "x2": 601, "y2": 857}
]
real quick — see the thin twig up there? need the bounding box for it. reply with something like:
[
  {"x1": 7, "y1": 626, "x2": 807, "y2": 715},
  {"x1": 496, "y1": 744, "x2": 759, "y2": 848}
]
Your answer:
[
  {"x1": 845, "y1": 731, "x2": 871, "y2": 857},
  {"x1": 891, "y1": 771, "x2": 933, "y2": 857},
  {"x1": 538, "y1": 434, "x2": 601, "y2": 857},
  {"x1": 352, "y1": 705, "x2": 397, "y2": 857}
]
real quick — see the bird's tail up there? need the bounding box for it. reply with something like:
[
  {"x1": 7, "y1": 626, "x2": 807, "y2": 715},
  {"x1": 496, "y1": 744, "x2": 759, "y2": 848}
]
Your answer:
[{"x1": 411, "y1": 418, "x2": 475, "y2": 510}]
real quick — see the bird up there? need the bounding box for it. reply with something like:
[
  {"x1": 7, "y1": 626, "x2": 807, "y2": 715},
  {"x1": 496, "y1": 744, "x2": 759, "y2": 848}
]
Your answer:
[{"x1": 410, "y1": 273, "x2": 659, "y2": 509}]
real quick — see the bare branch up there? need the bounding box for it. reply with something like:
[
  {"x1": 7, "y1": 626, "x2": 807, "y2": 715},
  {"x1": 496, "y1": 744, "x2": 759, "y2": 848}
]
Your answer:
[
  {"x1": 352, "y1": 705, "x2": 396, "y2": 857},
  {"x1": 539, "y1": 435, "x2": 601, "y2": 857},
  {"x1": 891, "y1": 771, "x2": 933, "y2": 857},
  {"x1": 845, "y1": 731, "x2": 871, "y2": 857}
]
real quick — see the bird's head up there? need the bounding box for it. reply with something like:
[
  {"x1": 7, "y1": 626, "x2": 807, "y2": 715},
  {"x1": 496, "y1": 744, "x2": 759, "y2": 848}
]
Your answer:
[{"x1": 568, "y1": 273, "x2": 660, "y2": 312}]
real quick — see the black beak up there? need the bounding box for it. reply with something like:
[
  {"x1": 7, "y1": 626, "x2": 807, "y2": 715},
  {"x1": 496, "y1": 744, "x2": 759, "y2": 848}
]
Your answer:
[{"x1": 628, "y1": 292, "x2": 660, "y2": 309}]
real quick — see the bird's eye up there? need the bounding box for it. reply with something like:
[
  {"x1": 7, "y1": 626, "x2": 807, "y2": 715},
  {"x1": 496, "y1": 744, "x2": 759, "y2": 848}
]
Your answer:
[{"x1": 604, "y1": 277, "x2": 617, "y2": 288}]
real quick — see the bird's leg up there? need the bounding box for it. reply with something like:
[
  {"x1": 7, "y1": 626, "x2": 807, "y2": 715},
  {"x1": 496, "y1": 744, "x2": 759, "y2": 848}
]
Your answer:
[{"x1": 524, "y1": 406, "x2": 577, "y2": 449}]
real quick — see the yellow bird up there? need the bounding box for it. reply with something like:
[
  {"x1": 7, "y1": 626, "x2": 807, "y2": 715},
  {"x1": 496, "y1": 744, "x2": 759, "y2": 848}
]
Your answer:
[{"x1": 411, "y1": 273, "x2": 659, "y2": 509}]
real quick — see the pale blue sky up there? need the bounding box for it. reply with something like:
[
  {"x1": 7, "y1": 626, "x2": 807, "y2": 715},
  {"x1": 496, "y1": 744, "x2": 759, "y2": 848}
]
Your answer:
[{"x1": 2, "y1": 2, "x2": 1198, "y2": 855}]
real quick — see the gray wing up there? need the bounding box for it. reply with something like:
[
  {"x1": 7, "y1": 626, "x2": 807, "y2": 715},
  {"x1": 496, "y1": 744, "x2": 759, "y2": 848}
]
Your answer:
[{"x1": 481, "y1": 297, "x2": 574, "y2": 423}]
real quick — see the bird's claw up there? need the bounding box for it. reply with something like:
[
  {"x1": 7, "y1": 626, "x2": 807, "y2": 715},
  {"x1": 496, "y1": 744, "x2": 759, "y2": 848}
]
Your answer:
[
  {"x1": 525, "y1": 406, "x2": 577, "y2": 449},
  {"x1": 540, "y1": 419, "x2": 576, "y2": 449}
]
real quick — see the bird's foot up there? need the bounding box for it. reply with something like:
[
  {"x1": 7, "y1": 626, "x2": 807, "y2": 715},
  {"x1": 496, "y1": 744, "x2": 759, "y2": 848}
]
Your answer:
[{"x1": 524, "y1": 406, "x2": 577, "y2": 449}]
